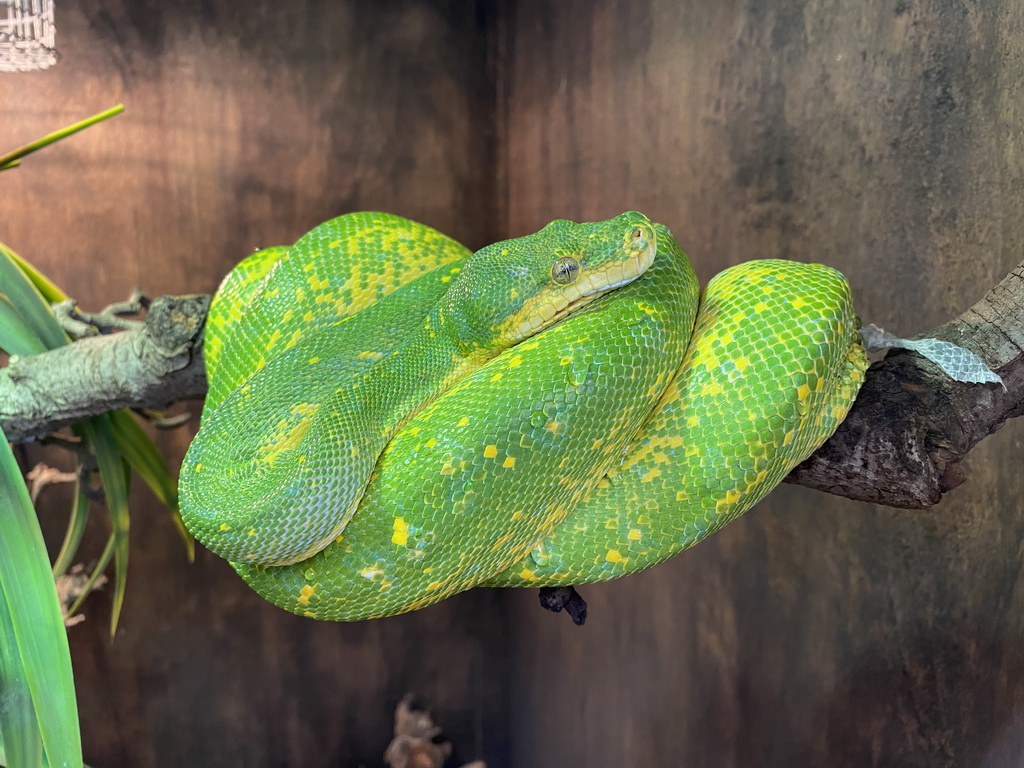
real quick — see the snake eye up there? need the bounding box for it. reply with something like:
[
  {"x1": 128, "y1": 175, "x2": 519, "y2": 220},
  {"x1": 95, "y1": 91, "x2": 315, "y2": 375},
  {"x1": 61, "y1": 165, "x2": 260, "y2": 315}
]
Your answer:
[
  {"x1": 552, "y1": 256, "x2": 581, "y2": 285},
  {"x1": 632, "y1": 227, "x2": 643, "y2": 239}
]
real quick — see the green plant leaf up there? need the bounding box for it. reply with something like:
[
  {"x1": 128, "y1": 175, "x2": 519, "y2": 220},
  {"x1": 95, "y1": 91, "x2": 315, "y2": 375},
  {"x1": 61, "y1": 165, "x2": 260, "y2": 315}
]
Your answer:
[
  {"x1": 65, "y1": 533, "x2": 114, "y2": 621},
  {"x1": 0, "y1": 294, "x2": 47, "y2": 356},
  {"x1": 108, "y1": 409, "x2": 193, "y2": 561},
  {"x1": 0, "y1": 244, "x2": 66, "y2": 351},
  {"x1": 3, "y1": 250, "x2": 68, "y2": 305},
  {"x1": 79, "y1": 417, "x2": 130, "y2": 636},
  {"x1": 51, "y1": 482, "x2": 91, "y2": 580},
  {"x1": 0, "y1": 105, "x2": 124, "y2": 172},
  {"x1": 0, "y1": 596, "x2": 43, "y2": 768},
  {"x1": 0, "y1": 429, "x2": 82, "y2": 768}
]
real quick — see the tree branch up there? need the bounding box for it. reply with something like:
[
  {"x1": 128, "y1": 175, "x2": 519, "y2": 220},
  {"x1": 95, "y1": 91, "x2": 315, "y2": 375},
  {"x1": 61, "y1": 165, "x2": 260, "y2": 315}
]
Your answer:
[
  {"x1": 1, "y1": 295, "x2": 210, "y2": 443},
  {"x1": 3, "y1": 261, "x2": 1022, "y2": 511},
  {"x1": 788, "y1": 258, "x2": 1024, "y2": 508}
]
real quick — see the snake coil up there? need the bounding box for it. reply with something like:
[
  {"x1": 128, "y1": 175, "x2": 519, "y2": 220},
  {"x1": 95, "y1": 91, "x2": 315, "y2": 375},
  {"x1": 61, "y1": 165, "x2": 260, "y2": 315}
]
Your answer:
[{"x1": 181, "y1": 212, "x2": 866, "y2": 621}]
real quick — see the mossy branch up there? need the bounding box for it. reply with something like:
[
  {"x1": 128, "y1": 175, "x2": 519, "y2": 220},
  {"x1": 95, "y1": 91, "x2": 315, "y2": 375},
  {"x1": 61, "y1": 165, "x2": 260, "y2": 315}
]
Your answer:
[{"x1": 2, "y1": 295, "x2": 210, "y2": 443}]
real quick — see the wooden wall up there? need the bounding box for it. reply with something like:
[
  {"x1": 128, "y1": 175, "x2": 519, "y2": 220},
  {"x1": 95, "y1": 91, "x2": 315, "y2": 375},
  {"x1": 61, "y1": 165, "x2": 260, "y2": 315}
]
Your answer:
[
  {"x1": 502, "y1": 2, "x2": 1024, "y2": 767},
  {"x1": 5, "y1": 1, "x2": 1024, "y2": 766},
  {"x1": 3, "y1": 2, "x2": 509, "y2": 766}
]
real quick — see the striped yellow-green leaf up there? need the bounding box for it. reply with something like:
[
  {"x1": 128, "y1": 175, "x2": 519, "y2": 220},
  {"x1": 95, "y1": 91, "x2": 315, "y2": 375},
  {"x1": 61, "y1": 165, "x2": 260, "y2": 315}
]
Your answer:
[
  {"x1": 0, "y1": 244, "x2": 66, "y2": 351},
  {"x1": 0, "y1": 294, "x2": 46, "y2": 357},
  {"x1": 3, "y1": 248, "x2": 67, "y2": 304}
]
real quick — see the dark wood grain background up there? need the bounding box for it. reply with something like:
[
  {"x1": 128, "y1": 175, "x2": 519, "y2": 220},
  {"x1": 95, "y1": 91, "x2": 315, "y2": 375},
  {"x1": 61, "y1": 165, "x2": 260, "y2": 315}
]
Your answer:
[
  {"x1": 4, "y1": 1, "x2": 1024, "y2": 766},
  {"x1": 3, "y1": 2, "x2": 509, "y2": 766}
]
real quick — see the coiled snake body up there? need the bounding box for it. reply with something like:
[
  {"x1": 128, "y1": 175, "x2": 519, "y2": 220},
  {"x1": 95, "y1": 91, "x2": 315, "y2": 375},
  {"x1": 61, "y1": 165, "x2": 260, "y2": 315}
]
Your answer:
[{"x1": 180, "y1": 212, "x2": 866, "y2": 620}]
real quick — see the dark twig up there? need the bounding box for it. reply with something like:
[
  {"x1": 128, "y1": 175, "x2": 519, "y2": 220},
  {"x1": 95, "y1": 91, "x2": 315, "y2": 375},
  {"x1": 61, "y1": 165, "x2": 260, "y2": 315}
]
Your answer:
[
  {"x1": 538, "y1": 586, "x2": 588, "y2": 626},
  {"x1": 53, "y1": 289, "x2": 148, "y2": 337}
]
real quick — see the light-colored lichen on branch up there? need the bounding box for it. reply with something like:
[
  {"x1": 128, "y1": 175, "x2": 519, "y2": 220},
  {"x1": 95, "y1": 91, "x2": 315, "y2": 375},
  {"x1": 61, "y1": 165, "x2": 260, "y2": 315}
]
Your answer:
[{"x1": 1, "y1": 294, "x2": 210, "y2": 443}]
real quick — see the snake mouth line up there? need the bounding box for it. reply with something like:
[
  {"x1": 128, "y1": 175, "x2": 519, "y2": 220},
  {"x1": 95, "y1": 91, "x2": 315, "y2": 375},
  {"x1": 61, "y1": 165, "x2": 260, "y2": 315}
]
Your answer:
[{"x1": 514, "y1": 240, "x2": 658, "y2": 338}]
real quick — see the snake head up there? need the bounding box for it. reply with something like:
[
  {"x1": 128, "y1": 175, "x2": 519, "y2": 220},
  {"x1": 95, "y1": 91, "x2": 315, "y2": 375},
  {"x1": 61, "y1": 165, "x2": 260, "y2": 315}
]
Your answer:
[{"x1": 440, "y1": 211, "x2": 657, "y2": 352}]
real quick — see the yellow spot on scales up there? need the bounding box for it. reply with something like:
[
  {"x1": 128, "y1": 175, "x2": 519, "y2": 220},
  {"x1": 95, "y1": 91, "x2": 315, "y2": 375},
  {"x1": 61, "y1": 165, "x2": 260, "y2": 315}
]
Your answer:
[
  {"x1": 545, "y1": 421, "x2": 562, "y2": 433},
  {"x1": 425, "y1": 437, "x2": 437, "y2": 448},
  {"x1": 491, "y1": 532, "x2": 514, "y2": 551},
  {"x1": 715, "y1": 490, "x2": 742, "y2": 515},
  {"x1": 508, "y1": 355, "x2": 523, "y2": 368},
  {"x1": 606, "y1": 549, "x2": 627, "y2": 564},
  {"x1": 266, "y1": 329, "x2": 282, "y2": 350},
  {"x1": 491, "y1": 372, "x2": 504, "y2": 382},
  {"x1": 483, "y1": 444, "x2": 498, "y2": 459},
  {"x1": 502, "y1": 456, "x2": 516, "y2": 469},
  {"x1": 640, "y1": 467, "x2": 662, "y2": 483},
  {"x1": 457, "y1": 417, "x2": 470, "y2": 427},
  {"x1": 700, "y1": 381, "x2": 725, "y2": 397},
  {"x1": 284, "y1": 329, "x2": 303, "y2": 349},
  {"x1": 308, "y1": 356, "x2": 320, "y2": 364},
  {"x1": 297, "y1": 584, "x2": 316, "y2": 605},
  {"x1": 219, "y1": 523, "x2": 230, "y2": 531},
  {"x1": 256, "y1": 402, "x2": 320, "y2": 465},
  {"x1": 518, "y1": 568, "x2": 538, "y2": 582},
  {"x1": 796, "y1": 384, "x2": 811, "y2": 402},
  {"x1": 391, "y1": 517, "x2": 409, "y2": 546},
  {"x1": 791, "y1": 298, "x2": 808, "y2": 309},
  {"x1": 627, "y1": 529, "x2": 643, "y2": 541}
]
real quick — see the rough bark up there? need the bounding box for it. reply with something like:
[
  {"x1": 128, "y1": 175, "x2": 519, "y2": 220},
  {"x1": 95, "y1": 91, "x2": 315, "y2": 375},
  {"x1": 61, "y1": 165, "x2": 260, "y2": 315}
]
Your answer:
[
  {"x1": 4, "y1": 258, "x2": 1022, "y2": 510},
  {"x1": 1, "y1": 295, "x2": 210, "y2": 442},
  {"x1": 788, "y1": 257, "x2": 1024, "y2": 507}
]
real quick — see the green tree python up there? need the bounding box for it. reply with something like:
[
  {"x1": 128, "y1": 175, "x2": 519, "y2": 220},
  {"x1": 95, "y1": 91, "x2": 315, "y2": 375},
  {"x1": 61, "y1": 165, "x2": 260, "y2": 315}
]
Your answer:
[{"x1": 180, "y1": 212, "x2": 867, "y2": 621}]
